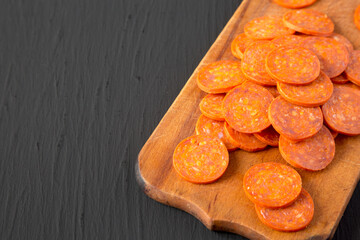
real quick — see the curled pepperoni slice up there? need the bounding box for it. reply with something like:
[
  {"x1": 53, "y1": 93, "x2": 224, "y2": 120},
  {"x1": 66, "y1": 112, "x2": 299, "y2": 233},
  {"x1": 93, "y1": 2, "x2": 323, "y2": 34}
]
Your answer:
[
  {"x1": 241, "y1": 41, "x2": 277, "y2": 86},
  {"x1": 269, "y1": 96, "x2": 323, "y2": 141},
  {"x1": 277, "y1": 71, "x2": 333, "y2": 107},
  {"x1": 355, "y1": 5, "x2": 360, "y2": 30},
  {"x1": 254, "y1": 126, "x2": 280, "y2": 147},
  {"x1": 283, "y1": 9, "x2": 334, "y2": 36},
  {"x1": 223, "y1": 122, "x2": 267, "y2": 152},
  {"x1": 173, "y1": 134, "x2": 229, "y2": 184},
  {"x1": 195, "y1": 114, "x2": 237, "y2": 151},
  {"x1": 197, "y1": 60, "x2": 246, "y2": 93},
  {"x1": 243, "y1": 162, "x2": 302, "y2": 208},
  {"x1": 266, "y1": 47, "x2": 320, "y2": 85},
  {"x1": 322, "y1": 85, "x2": 360, "y2": 136},
  {"x1": 331, "y1": 74, "x2": 349, "y2": 84},
  {"x1": 279, "y1": 126, "x2": 335, "y2": 171},
  {"x1": 199, "y1": 94, "x2": 225, "y2": 121},
  {"x1": 302, "y1": 37, "x2": 349, "y2": 78},
  {"x1": 271, "y1": 35, "x2": 304, "y2": 48},
  {"x1": 255, "y1": 189, "x2": 314, "y2": 232},
  {"x1": 231, "y1": 33, "x2": 256, "y2": 60},
  {"x1": 328, "y1": 33, "x2": 354, "y2": 53},
  {"x1": 244, "y1": 16, "x2": 295, "y2": 40},
  {"x1": 223, "y1": 82, "x2": 274, "y2": 133},
  {"x1": 345, "y1": 50, "x2": 360, "y2": 86}
]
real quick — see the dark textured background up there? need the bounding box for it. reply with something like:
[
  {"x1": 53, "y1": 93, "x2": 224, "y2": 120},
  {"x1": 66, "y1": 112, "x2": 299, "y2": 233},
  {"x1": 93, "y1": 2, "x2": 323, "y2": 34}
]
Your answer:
[{"x1": 0, "y1": 0, "x2": 359, "y2": 239}]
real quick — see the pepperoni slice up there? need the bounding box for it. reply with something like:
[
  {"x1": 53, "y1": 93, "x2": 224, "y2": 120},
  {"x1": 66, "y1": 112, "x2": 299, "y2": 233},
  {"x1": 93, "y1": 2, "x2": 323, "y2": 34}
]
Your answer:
[
  {"x1": 173, "y1": 134, "x2": 229, "y2": 184},
  {"x1": 322, "y1": 85, "x2": 360, "y2": 135},
  {"x1": 264, "y1": 85, "x2": 280, "y2": 98},
  {"x1": 271, "y1": 35, "x2": 304, "y2": 48},
  {"x1": 255, "y1": 189, "x2": 314, "y2": 232},
  {"x1": 277, "y1": 71, "x2": 333, "y2": 107},
  {"x1": 273, "y1": 0, "x2": 317, "y2": 9},
  {"x1": 328, "y1": 33, "x2": 354, "y2": 53},
  {"x1": 345, "y1": 50, "x2": 360, "y2": 86},
  {"x1": 195, "y1": 114, "x2": 237, "y2": 151},
  {"x1": 244, "y1": 16, "x2": 295, "y2": 40},
  {"x1": 199, "y1": 94, "x2": 225, "y2": 121},
  {"x1": 302, "y1": 37, "x2": 349, "y2": 78},
  {"x1": 266, "y1": 47, "x2": 320, "y2": 85},
  {"x1": 331, "y1": 74, "x2": 349, "y2": 84},
  {"x1": 279, "y1": 126, "x2": 335, "y2": 171},
  {"x1": 269, "y1": 96, "x2": 323, "y2": 141},
  {"x1": 254, "y1": 126, "x2": 280, "y2": 147},
  {"x1": 283, "y1": 9, "x2": 334, "y2": 36},
  {"x1": 197, "y1": 60, "x2": 246, "y2": 93},
  {"x1": 231, "y1": 33, "x2": 256, "y2": 60},
  {"x1": 243, "y1": 162, "x2": 302, "y2": 208},
  {"x1": 223, "y1": 82, "x2": 274, "y2": 133},
  {"x1": 241, "y1": 41, "x2": 277, "y2": 86},
  {"x1": 223, "y1": 122, "x2": 267, "y2": 152},
  {"x1": 355, "y1": 5, "x2": 360, "y2": 30}
]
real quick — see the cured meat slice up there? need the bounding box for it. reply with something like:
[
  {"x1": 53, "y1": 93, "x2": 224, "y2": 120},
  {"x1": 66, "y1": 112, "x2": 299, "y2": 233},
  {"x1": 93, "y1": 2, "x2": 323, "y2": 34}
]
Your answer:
[
  {"x1": 223, "y1": 122, "x2": 267, "y2": 152},
  {"x1": 231, "y1": 33, "x2": 256, "y2": 60},
  {"x1": 244, "y1": 16, "x2": 295, "y2": 40},
  {"x1": 269, "y1": 96, "x2": 323, "y2": 141},
  {"x1": 266, "y1": 47, "x2": 320, "y2": 85},
  {"x1": 283, "y1": 9, "x2": 334, "y2": 35},
  {"x1": 173, "y1": 134, "x2": 229, "y2": 184},
  {"x1": 254, "y1": 126, "x2": 280, "y2": 147},
  {"x1": 355, "y1": 5, "x2": 360, "y2": 30},
  {"x1": 255, "y1": 189, "x2": 314, "y2": 232},
  {"x1": 345, "y1": 50, "x2": 360, "y2": 86},
  {"x1": 264, "y1": 86, "x2": 280, "y2": 98},
  {"x1": 273, "y1": 0, "x2": 317, "y2": 9},
  {"x1": 277, "y1": 71, "x2": 333, "y2": 107},
  {"x1": 301, "y1": 37, "x2": 349, "y2": 78},
  {"x1": 241, "y1": 41, "x2": 277, "y2": 86},
  {"x1": 279, "y1": 126, "x2": 335, "y2": 171},
  {"x1": 271, "y1": 35, "x2": 305, "y2": 48},
  {"x1": 223, "y1": 81, "x2": 274, "y2": 133},
  {"x1": 243, "y1": 162, "x2": 302, "y2": 208},
  {"x1": 331, "y1": 74, "x2": 349, "y2": 84},
  {"x1": 328, "y1": 33, "x2": 354, "y2": 53},
  {"x1": 199, "y1": 94, "x2": 226, "y2": 121},
  {"x1": 197, "y1": 60, "x2": 246, "y2": 93},
  {"x1": 322, "y1": 85, "x2": 360, "y2": 135},
  {"x1": 195, "y1": 114, "x2": 237, "y2": 151}
]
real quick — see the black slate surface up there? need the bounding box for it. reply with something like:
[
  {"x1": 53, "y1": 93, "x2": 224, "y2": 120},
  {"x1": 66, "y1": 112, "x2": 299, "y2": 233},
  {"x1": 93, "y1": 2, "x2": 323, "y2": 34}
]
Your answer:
[{"x1": 0, "y1": 0, "x2": 359, "y2": 239}]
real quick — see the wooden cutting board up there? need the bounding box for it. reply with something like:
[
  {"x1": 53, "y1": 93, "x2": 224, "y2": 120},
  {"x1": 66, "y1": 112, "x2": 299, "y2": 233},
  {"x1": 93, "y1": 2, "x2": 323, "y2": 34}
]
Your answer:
[{"x1": 136, "y1": 0, "x2": 360, "y2": 239}]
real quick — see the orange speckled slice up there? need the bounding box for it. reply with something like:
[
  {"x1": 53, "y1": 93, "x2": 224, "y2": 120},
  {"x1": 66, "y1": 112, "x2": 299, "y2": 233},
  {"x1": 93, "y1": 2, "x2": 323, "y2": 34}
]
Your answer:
[
  {"x1": 243, "y1": 162, "x2": 302, "y2": 208},
  {"x1": 254, "y1": 126, "x2": 280, "y2": 147},
  {"x1": 173, "y1": 134, "x2": 229, "y2": 184},
  {"x1": 328, "y1": 33, "x2": 354, "y2": 53},
  {"x1": 195, "y1": 114, "x2": 237, "y2": 151},
  {"x1": 223, "y1": 82, "x2": 274, "y2": 133},
  {"x1": 241, "y1": 41, "x2": 277, "y2": 86},
  {"x1": 277, "y1": 71, "x2": 333, "y2": 107},
  {"x1": 279, "y1": 126, "x2": 335, "y2": 171},
  {"x1": 273, "y1": 0, "x2": 317, "y2": 9},
  {"x1": 355, "y1": 5, "x2": 360, "y2": 30},
  {"x1": 255, "y1": 189, "x2": 314, "y2": 232},
  {"x1": 331, "y1": 74, "x2": 349, "y2": 84},
  {"x1": 224, "y1": 122, "x2": 267, "y2": 152},
  {"x1": 269, "y1": 96, "x2": 323, "y2": 141},
  {"x1": 199, "y1": 94, "x2": 225, "y2": 121},
  {"x1": 197, "y1": 60, "x2": 246, "y2": 93},
  {"x1": 231, "y1": 33, "x2": 257, "y2": 60},
  {"x1": 322, "y1": 85, "x2": 360, "y2": 136},
  {"x1": 264, "y1": 85, "x2": 280, "y2": 98},
  {"x1": 266, "y1": 47, "x2": 320, "y2": 85},
  {"x1": 244, "y1": 15, "x2": 295, "y2": 40},
  {"x1": 345, "y1": 50, "x2": 360, "y2": 86},
  {"x1": 283, "y1": 9, "x2": 334, "y2": 36},
  {"x1": 271, "y1": 35, "x2": 305, "y2": 48},
  {"x1": 301, "y1": 37, "x2": 349, "y2": 78}
]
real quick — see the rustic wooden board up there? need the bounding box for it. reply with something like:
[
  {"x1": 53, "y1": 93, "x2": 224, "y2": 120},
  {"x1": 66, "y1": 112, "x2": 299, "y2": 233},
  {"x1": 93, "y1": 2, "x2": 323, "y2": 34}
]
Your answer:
[{"x1": 137, "y1": 0, "x2": 360, "y2": 239}]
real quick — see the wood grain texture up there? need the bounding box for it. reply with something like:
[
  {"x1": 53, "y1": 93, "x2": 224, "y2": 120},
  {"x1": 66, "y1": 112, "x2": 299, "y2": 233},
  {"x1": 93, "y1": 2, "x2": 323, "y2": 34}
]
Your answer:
[{"x1": 137, "y1": 0, "x2": 360, "y2": 239}]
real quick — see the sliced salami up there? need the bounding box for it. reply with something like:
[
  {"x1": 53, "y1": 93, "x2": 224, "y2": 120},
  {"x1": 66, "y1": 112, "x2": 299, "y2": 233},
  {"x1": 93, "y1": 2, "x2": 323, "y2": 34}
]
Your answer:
[
  {"x1": 231, "y1": 33, "x2": 257, "y2": 60},
  {"x1": 331, "y1": 74, "x2": 349, "y2": 84},
  {"x1": 199, "y1": 94, "x2": 226, "y2": 121},
  {"x1": 345, "y1": 50, "x2": 360, "y2": 86},
  {"x1": 273, "y1": 0, "x2": 317, "y2": 9},
  {"x1": 254, "y1": 126, "x2": 280, "y2": 147},
  {"x1": 271, "y1": 35, "x2": 305, "y2": 48},
  {"x1": 328, "y1": 33, "x2": 354, "y2": 53}
]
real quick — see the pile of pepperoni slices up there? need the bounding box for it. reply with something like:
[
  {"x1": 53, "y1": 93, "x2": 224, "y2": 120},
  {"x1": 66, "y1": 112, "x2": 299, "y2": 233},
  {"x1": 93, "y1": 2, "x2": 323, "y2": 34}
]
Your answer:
[{"x1": 173, "y1": 6, "x2": 360, "y2": 232}]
